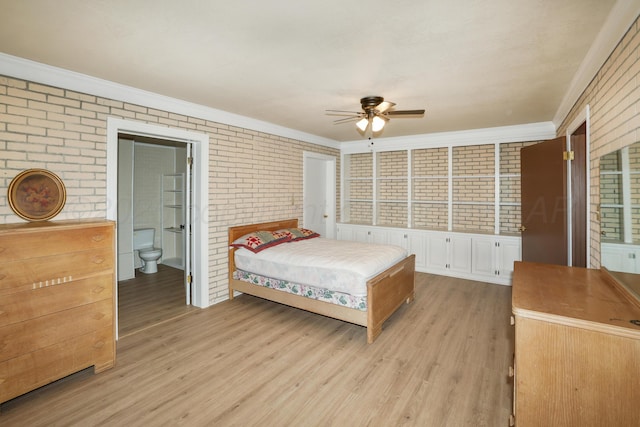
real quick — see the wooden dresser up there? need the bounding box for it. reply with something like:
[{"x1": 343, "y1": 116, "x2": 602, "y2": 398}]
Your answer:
[
  {"x1": 511, "y1": 261, "x2": 640, "y2": 426},
  {"x1": 0, "y1": 219, "x2": 116, "y2": 404}
]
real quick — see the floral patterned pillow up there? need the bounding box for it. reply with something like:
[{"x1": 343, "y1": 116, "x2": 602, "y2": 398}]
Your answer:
[
  {"x1": 276, "y1": 227, "x2": 320, "y2": 241},
  {"x1": 231, "y1": 230, "x2": 291, "y2": 253}
]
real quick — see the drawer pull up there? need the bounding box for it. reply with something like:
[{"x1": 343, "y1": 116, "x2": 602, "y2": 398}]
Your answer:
[
  {"x1": 0, "y1": 273, "x2": 5, "y2": 281},
  {"x1": 91, "y1": 234, "x2": 106, "y2": 242},
  {"x1": 92, "y1": 256, "x2": 106, "y2": 264},
  {"x1": 93, "y1": 340, "x2": 105, "y2": 349},
  {"x1": 510, "y1": 315, "x2": 515, "y2": 326},
  {"x1": 92, "y1": 286, "x2": 105, "y2": 294}
]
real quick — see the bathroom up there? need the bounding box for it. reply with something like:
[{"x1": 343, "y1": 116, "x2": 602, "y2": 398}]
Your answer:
[{"x1": 117, "y1": 135, "x2": 188, "y2": 281}]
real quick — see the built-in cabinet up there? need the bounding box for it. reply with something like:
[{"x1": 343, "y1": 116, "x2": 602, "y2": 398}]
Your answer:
[
  {"x1": 601, "y1": 242, "x2": 640, "y2": 274},
  {"x1": 337, "y1": 223, "x2": 520, "y2": 285},
  {"x1": 511, "y1": 262, "x2": 640, "y2": 426},
  {"x1": 161, "y1": 173, "x2": 185, "y2": 270},
  {"x1": 425, "y1": 233, "x2": 472, "y2": 275},
  {"x1": 472, "y1": 236, "x2": 522, "y2": 282}
]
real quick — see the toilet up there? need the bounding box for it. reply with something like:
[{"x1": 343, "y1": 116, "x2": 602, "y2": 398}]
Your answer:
[{"x1": 133, "y1": 228, "x2": 162, "y2": 274}]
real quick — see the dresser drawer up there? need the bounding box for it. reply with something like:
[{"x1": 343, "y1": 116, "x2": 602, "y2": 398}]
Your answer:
[
  {"x1": 0, "y1": 247, "x2": 113, "y2": 294},
  {"x1": 0, "y1": 224, "x2": 112, "y2": 261},
  {"x1": 0, "y1": 298, "x2": 113, "y2": 362},
  {"x1": 0, "y1": 274, "x2": 112, "y2": 328},
  {"x1": 0, "y1": 325, "x2": 114, "y2": 403}
]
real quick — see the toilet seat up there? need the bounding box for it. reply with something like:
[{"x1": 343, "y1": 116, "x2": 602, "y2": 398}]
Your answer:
[{"x1": 139, "y1": 248, "x2": 162, "y2": 259}]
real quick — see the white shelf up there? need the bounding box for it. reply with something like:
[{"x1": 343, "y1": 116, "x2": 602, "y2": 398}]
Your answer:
[{"x1": 161, "y1": 174, "x2": 185, "y2": 271}]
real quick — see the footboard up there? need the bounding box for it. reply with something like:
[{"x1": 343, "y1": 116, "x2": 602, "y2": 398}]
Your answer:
[{"x1": 366, "y1": 254, "x2": 416, "y2": 343}]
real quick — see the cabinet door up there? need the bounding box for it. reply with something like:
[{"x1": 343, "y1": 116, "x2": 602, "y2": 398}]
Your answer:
[
  {"x1": 385, "y1": 230, "x2": 409, "y2": 249},
  {"x1": 352, "y1": 228, "x2": 371, "y2": 243},
  {"x1": 497, "y1": 239, "x2": 521, "y2": 280},
  {"x1": 472, "y1": 237, "x2": 496, "y2": 277},
  {"x1": 601, "y1": 243, "x2": 639, "y2": 273},
  {"x1": 407, "y1": 232, "x2": 426, "y2": 269},
  {"x1": 368, "y1": 228, "x2": 388, "y2": 245},
  {"x1": 337, "y1": 224, "x2": 370, "y2": 242},
  {"x1": 449, "y1": 235, "x2": 472, "y2": 273},
  {"x1": 337, "y1": 225, "x2": 354, "y2": 241},
  {"x1": 426, "y1": 234, "x2": 449, "y2": 271}
]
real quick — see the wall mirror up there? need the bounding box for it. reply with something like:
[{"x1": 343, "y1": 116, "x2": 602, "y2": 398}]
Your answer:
[{"x1": 600, "y1": 141, "x2": 640, "y2": 304}]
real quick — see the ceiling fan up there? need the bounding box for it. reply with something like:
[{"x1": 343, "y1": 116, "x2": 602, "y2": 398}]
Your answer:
[{"x1": 327, "y1": 96, "x2": 425, "y2": 133}]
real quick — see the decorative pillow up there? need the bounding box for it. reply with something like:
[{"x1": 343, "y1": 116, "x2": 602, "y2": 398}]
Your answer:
[
  {"x1": 276, "y1": 227, "x2": 320, "y2": 241},
  {"x1": 231, "y1": 230, "x2": 291, "y2": 253}
]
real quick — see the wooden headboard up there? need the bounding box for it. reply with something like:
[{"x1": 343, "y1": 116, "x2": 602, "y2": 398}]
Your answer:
[
  {"x1": 228, "y1": 219, "x2": 299, "y2": 281},
  {"x1": 227, "y1": 218, "x2": 299, "y2": 246}
]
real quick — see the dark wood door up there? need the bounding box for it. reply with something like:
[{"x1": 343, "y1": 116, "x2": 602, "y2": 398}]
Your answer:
[{"x1": 520, "y1": 136, "x2": 568, "y2": 265}]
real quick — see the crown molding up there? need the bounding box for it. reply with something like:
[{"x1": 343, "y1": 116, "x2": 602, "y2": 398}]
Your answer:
[
  {"x1": 340, "y1": 121, "x2": 556, "y2": 154},
  {"x1": 553, "y1": 0, "x2": 640, "y2": 128},
  {"x1": 0, "y1": 53, "x2": 340, "y2": 150}
]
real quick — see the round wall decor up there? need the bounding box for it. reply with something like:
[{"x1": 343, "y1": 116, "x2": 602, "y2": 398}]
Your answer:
[{"x1": 8, "y1": 169, "x2": 66, "y2": 221}]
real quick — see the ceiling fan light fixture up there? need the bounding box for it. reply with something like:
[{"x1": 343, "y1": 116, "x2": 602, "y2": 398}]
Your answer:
[
  {"x1": 356, "y1": 117, "x2": 369, "y2": 132},
  {"x1": 371, "y1": 115, "x2": 386, "y2": 132}
]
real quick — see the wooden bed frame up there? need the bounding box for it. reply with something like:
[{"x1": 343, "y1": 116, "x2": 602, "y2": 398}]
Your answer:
[{"x1": 228, "y1": 219, "x2": 416, "y2": 343}]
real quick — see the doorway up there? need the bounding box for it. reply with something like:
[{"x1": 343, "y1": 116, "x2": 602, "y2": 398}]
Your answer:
[
  {"x1": 303, "y1": 152, "x2": 336, "y2": 238},
  {"x1": 520, "y1": 111, "x2": 590, "y2": 266},
  {"x1": 116, "y1": 135, "x2": 194, "y2": 336},
  {"x1": 106, "y1": 118, "x2": 209, "y2": 339}
]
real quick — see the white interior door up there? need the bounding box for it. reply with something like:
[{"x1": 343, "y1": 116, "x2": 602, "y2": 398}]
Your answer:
[
  {"x1": 303, "y1": 152, "x2": 336, "y2": 238},
  {"x1": 184, "y1": 143, "x2": 192, "y2": 305}
]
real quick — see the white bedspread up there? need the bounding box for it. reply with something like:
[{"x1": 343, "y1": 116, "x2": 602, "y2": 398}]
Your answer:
[{"x1": 233, "y1": 238, "x2": 407, "y2": 297}]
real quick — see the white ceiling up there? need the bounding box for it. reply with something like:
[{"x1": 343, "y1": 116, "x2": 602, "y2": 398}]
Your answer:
[{"x1": 0, "y1": 0, "x2": 629, "y2": 142}]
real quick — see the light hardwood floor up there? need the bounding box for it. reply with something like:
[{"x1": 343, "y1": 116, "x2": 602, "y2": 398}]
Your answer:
[
  {"x1": 118, "y1": 264, "x2": 199, "y2": 338},
  {"x1": 0, "y1": 273, "x2": 514, "y2": 426}
]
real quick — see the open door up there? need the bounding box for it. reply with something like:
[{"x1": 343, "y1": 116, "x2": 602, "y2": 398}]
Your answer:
[
  {"x1": 520, "y1": 136, "x2": 568, "y2": 265},
  {"x1": 184, "y1": 143, "x2": 192, "y2": 305}
]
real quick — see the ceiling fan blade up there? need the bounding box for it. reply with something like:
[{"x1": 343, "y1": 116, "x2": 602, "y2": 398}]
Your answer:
[
  {"x1": 386, "y1": 109, "x2": 426, "y2": 116},
  {"x1": 326, "y1": 109, "x2": 363, "y2": 116},
  {"x1": 376, "y1": 101, "x2": 396, "y2": 113},
  {"x1": 333, "y1": 116, "x2": 362, "y2": 124}
]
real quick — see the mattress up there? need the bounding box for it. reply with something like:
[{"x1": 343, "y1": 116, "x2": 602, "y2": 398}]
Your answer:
[
  {"x1": 233, "y1": 270, "x2": 368, "y2": 311},
  {"x1": 233, "y1": 237, "x2": 407, "y2": 297}
]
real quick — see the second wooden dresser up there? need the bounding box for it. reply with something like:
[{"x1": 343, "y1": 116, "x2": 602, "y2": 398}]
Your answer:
[
  {"x1": 511, "y1": 261, "x2": 640, "y2": 426},
  {"x1": 0, "y1": 219, "x2": 116, "y2": 404}
]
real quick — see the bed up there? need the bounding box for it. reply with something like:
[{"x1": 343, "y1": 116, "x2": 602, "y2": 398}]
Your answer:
[{"x1": 228, "y1": 219, "x2": 415, "y2": 343}]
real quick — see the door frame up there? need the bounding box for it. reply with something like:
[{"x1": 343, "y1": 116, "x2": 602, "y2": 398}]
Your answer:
[
  {"x1": 106, "y1": 118, "x2": 210, "y2": 335},
  {"x1": 303, "y1": 151, "x2": 336, "y2": 238},
  {"x1": 564, "y1": 105, "x2": 591, "y2": 267}
]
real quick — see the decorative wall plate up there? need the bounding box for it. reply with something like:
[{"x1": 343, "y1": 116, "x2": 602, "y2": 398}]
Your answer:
[{"x1": 8, "y1": 169, "x2": 66, "y2": 221}]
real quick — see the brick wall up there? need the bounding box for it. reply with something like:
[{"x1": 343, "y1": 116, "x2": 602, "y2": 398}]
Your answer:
[
  {"x1": 343, "y1": 141, "x2": 534, "y2": 233},
  {"x1": 0, "y1": 76, "x2": 339, "y2": 304},
  {"x1": 377, "y1": 150, "x2": 407, "y2": 226},
  {"x1": 557, "y1": 15, "x2": 640, "y2": 267}
]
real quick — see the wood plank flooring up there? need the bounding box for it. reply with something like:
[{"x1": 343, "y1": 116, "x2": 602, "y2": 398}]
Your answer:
[
  {"x1": 0, "y1": 273, "x2": 514, "y2": 426},
  {"x1": 118, "y1": 264, "x2": 198, "y2": 338}
]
